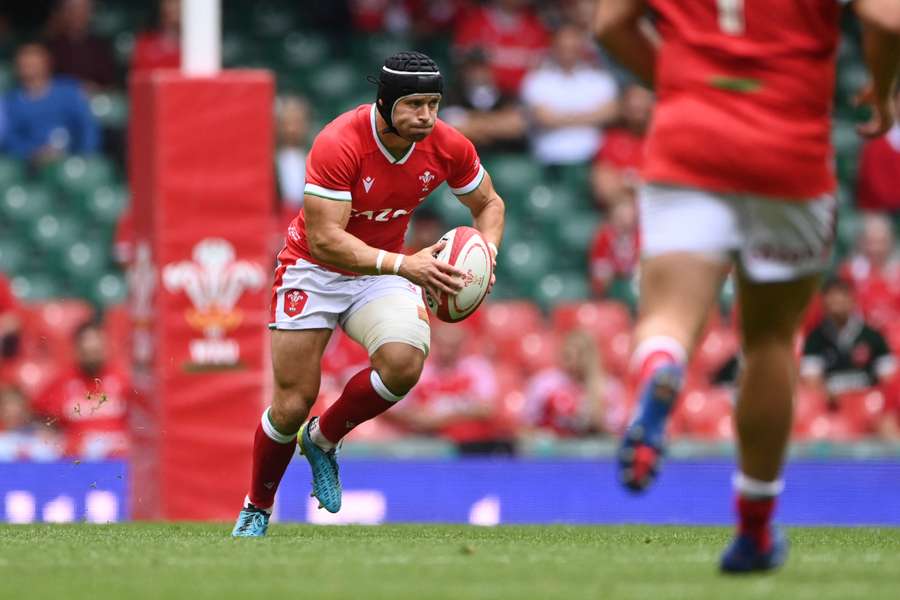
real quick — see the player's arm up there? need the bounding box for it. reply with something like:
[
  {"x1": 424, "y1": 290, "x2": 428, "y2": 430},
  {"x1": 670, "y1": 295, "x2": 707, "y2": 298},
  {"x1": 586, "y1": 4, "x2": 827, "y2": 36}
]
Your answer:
[
  {"x1": 304, "y1": 194, "x2": 464, "y2": 297},
  {"x1": 593, "y1": 0, "x2": 656, "y2": 86},
  {"x1": 456, "y1": 171, "x2": 504, "y2": 253},
  {"x1": 853, "y1": 0, "x2": 900, "y2": 137}
]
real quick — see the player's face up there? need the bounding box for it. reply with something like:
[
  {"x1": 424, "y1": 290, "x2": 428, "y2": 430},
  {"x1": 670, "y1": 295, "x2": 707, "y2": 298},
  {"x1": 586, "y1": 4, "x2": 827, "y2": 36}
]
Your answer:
[{"x1": 393, "y1": 95, "x2": 441, "y2": 141}]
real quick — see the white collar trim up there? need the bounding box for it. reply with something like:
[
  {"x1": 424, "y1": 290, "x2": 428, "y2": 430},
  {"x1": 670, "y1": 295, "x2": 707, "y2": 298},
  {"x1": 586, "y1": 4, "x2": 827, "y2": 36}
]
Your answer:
[{"x1": 370, "y1": 104, "x2": 415, "y2": 165}]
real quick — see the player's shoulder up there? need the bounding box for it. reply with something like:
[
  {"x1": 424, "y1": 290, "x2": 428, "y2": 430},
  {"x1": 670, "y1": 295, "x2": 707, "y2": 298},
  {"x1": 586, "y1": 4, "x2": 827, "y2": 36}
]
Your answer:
[{"x1": 423, "y1": 118, "x2": 475, "y2": 156}]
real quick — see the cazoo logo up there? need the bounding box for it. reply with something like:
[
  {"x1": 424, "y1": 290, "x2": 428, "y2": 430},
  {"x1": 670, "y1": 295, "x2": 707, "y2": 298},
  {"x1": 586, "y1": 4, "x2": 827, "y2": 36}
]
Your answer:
[
  {"x1": 163, "y1": 238, "x2": 265, "y2": 369},
  {"x1": 351, "y1": 208, "x2": 410, "y2": 222}
]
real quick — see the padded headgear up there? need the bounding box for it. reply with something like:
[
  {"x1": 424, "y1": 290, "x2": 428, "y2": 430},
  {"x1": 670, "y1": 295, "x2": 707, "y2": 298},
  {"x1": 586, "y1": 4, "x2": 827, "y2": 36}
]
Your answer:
[{"x1": 375, "y1": 51, "x2": 443, "y2": 131}]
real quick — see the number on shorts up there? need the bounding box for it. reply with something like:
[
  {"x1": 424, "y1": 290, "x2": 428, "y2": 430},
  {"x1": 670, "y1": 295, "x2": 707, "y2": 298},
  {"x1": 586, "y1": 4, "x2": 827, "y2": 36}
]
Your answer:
[{"x1": 716, "y1": 0, "x2": 744, "y2": 35}]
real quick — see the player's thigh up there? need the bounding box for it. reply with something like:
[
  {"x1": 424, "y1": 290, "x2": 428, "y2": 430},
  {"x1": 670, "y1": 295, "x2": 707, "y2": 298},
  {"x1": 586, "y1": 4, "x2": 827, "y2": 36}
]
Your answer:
[
  {"x1": 342, "y1": 278, "x2": 431, "y2": 389},
  {"x1": 638, "y1": 184, "x2": 736, "y2": 347},
  {"x1": 735, "y1": 270, "x2": 820, "y2": 348},
  {"x1": 342, "y1": 276, "x2": 431, "y2": 359}
]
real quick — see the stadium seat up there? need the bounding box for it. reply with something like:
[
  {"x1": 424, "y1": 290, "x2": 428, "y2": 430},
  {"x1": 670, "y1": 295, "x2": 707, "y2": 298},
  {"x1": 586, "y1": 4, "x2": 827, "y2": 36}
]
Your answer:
[
  {"x1": 836, "y1": 389, "x2": 885, "y2": 436},
  {"x1": 553, "y1": 212, "x2": 600, "y2": 262},
  {"x1": 478, "y1": 300, "x2": 545, "y2": 355},
  {"x1": 430, "y1": 188, "x2": 472, "y2": 227},
  {"x1": 551, "y1": 300, "x2": 632, "y2": 339},
  {"x1": 90, "y1": 92, "x2": 128, "y2": 129},
  {"x1": 523, "y1": 184, "x2": 578, "y2": 225},
  {"x1": 533, "y1": 272, "x2": 589, "y2": 310},
  {"x1": 674, "y1": 386, "x2": 734, "y2": 440},
  {"x1": 499, "y1": 240, "x2": 552, "y2": 291},
  {"x1": 280, "y1": 32, "x2": 330, "y2": 70},
  {"x1": 484, "y1": 154, "x2": 543, "y2": 204},
  {"x1": 10, "y1": 272, "x2": 67, "y2": 302},
  {"x1": 508, "y1": 328, "x2": 560, "y2": 372},
  {"x1": 43, "y1": 156, "x2": 115, "y2": 200},
  {"x1": 62, "y1": 239, "x2": 112, "y2": 287},
  {"x1": 81, "y1": 184, "x2": 128, "y2": 226},
  {"x1": 89, "y1": 272, "x2": 127, "y2": 308},
  {"x1": 11, "y1": 357, "x2": 60, "y2": 399},
  {"x1": 1, "y1": 184, "x2": 54, "y2": 226},
  {"x1": 250, "y1": 2, "x2": 297, "y2": 38},
  {"x1": 0, "y1": 157, "x2": 25, "y2": 188},
  {"x1": 0, "y1": 237, "x2": 28, "y2": 275},
  {"x1": 30, "y1": 214, "x2": 84, "y2": 257},
  {"x1": 692, "y1": 326, "x2": 739, "y2": 377},
  {"x1": 792, "y1": 385, "x2": 828, "y2": 440}
]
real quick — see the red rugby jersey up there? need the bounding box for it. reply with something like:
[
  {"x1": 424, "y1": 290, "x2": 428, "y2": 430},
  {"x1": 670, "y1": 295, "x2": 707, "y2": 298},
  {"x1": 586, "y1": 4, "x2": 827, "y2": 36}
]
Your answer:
[
  {"x1": 285, "y1": 104, "x2": 484, "y2": 273},
  {"x1": 644, "y1": 0, "x2": 847, "y2": 199}
]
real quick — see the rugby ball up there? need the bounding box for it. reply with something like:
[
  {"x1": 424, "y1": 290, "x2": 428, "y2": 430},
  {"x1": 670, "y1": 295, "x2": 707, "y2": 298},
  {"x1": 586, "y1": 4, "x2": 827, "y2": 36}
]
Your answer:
[{"x1": 425, "y1": 226, "x2": 493, "y2": 323}]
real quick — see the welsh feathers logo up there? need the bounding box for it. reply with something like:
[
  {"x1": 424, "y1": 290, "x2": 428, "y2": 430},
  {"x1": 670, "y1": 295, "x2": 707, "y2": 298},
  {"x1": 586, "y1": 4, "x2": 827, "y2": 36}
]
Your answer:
[
  {"x1": 419, "y1": 170, "x2": 435, "y2": 192},
  {"x1": 163, "y1": 238, "x2": 265, "y2": 368},
  {"x1": 284, "y1": 289, "x2": 308, "y2": 317}
]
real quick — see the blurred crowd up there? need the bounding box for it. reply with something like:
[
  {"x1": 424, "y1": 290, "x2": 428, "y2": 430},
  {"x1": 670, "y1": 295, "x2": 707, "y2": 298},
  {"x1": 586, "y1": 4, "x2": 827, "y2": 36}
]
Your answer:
[{"x1": 2, "y1": 0, "x2": 900, "y2": 458}]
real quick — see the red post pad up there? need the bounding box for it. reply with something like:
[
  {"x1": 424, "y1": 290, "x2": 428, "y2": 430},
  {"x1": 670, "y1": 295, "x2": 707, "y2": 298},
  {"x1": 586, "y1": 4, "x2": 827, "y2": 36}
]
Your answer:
[{"x1": 128, "y1": 71, "x2": 274, "y2": 520}]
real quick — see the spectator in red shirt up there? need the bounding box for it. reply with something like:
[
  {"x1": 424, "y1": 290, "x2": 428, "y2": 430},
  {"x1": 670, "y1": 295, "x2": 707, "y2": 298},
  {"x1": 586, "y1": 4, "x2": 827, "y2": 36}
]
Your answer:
[
  {"x1": 856, "y1": 89, "x2": 900, "y2": 213},
  {"x1": 390, "y1": 323, "x2": 514, "y2": 454},
  {"x1": 0, "y1": 274, "x2": 22, "y2": 381},
  {"x1": 33, "y1": 320, "x2": 130, "y2": 458},
  {"x1": 839, "y1": 212, "x2": 900, "y2": 329},
  {"x1": 453, "y1": 0, "x2": 550, "y2": 95},
  {"x1": 591, "y1": 84, "x2": 652, "y2": 208},
  {"x1": 44, "y1": 0, "x2": 119, "y2": 92},
  {"x1": 522, "y1": 330, "x2": 625, "y2": 437},
  {"x1": 131, "y1": 0, "x2": 181, "y2": 74},
  {"x1": 589, "y1": 196, "x2": 639, "y2": 298}
]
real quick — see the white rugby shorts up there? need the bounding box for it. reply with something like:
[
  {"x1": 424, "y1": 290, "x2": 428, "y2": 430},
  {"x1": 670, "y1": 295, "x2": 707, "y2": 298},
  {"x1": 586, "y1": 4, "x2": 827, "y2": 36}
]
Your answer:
[
  {"x1": 640, "y1": 184, "x2": 837, "y2": 282},
  {"x1": 269, "y1": 258, "x2": 429, "y2": 351}
]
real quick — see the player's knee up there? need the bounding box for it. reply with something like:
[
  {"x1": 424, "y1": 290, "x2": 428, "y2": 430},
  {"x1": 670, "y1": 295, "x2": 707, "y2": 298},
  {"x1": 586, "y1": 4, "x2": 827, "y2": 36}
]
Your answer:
[
  {"x1": 270, "y1": 381, "x2": 318, "y2": 430},
  {"x1": 373, "y1": 344, "x2": 425, "y2": 396}
]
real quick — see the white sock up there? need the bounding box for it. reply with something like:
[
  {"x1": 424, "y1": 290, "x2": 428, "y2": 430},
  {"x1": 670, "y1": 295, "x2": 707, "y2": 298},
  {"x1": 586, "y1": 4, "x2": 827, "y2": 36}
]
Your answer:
[
  {"x1": 309, "y1": 418, "x2": 336, "y2": 451},
  {"x1": 244, "y1": 495, "x2": 272, "y2": 514},
  {"x1": 733, "y1": 472, "x2": 784, "y2": 499}
]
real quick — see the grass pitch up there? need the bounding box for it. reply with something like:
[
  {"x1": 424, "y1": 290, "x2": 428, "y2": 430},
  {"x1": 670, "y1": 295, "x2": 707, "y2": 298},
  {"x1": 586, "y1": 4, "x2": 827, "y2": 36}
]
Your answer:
[{"x1": 0, "y1": 524, "x2": 897, "y2": 600}]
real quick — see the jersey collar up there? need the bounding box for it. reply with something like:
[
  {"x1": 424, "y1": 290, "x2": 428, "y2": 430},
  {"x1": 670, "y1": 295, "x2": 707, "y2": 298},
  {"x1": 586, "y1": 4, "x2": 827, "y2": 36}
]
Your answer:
[{"x1": 370, "y1": 103, "x2": 416, "y2": 165}]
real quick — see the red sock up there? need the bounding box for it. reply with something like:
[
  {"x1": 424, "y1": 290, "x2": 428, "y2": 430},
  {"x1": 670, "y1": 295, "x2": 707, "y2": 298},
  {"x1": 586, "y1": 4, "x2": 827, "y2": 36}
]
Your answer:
[
  {"x1": 736, "y1": 495, "x2": 776, "y2": 551},
  {"x1": 318, "y1": 368, "x2": 400, "y2": 443},
  {"x1": 248, "y1": 412, "x2": 297, "y2": 510}
]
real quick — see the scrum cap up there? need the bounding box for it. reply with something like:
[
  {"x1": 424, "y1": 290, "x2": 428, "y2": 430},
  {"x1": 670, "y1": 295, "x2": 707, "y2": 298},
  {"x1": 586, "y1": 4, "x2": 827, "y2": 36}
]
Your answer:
[{"x1": 375, "y1": 51, "x2": 443, "y2": 131}]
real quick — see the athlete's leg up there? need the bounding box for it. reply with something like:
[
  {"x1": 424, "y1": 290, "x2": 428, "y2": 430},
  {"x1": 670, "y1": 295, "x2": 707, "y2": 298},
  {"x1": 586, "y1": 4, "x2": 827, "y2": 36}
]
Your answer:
[
  {"x1": 248, "y1": 328, "x2": 332, "y2": 510},
  {"x1": 313, "y1": 292, "x2": 430, "y2": 447},
  {"x1": 620, "y1": 184, "x2": 739, "y2": 492},
  {"x1": 721, "y1": 193, "x2": 833, "y2": 571},
  {"x1": 721, "y1": 271, "x2": 819, "y2": 569}
]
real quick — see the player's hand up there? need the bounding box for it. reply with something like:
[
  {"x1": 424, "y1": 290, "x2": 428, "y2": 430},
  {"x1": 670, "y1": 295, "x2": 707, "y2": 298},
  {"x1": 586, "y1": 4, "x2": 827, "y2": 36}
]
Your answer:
[
  {"x1": 487, "y1": 243, "x2": 497, "y2": 294},
  {"x1": 398, "y1": 240, "x2": 465, "y2": 299},
  {"x1": 854, "y1": 83, "x2": 895, "y2": 138}
]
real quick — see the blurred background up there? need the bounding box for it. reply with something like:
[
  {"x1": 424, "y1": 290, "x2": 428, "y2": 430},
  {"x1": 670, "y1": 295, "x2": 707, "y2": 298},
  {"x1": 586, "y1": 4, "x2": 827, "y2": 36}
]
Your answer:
[{"x1": 0, "y1": 0, "x2": 898, "y2": 525}]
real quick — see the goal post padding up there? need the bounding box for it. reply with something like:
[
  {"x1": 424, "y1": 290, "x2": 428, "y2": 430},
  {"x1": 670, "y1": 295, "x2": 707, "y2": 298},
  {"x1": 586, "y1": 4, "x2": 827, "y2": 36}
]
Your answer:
[{"x1": 128, "y1": 71, "x2": 274, "y2": 519}]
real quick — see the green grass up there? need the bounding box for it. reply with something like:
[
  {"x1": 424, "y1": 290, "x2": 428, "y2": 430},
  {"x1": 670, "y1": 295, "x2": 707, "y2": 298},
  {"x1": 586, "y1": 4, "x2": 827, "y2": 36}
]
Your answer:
[{"x1": 0, "y1": 524, "x2": 897, "y2": 600}]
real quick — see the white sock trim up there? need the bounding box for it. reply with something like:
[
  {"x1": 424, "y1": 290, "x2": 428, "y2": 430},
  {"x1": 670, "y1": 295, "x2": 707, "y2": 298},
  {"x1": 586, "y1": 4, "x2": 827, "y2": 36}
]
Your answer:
[
  {"x1": 309, "y1": 418, "x2": 336, "y2": 451},
  {"x1": 260, "y1": 408, "x2": 297, "y2": 445},
  {"x1": 370, "y1": 369, "x2": 405, "y2": 403},
  {"x1": 630, "y1": 335, "x2": 688, "y2": 373},
  {"x1": 733, "y1": 472, "x2": 784, "y2": 498}
]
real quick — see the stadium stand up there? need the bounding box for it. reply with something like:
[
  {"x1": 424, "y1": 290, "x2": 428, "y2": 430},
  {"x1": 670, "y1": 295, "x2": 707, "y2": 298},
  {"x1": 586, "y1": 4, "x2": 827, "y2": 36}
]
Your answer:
[{"x1": 1, "y1": 0, "x2": 899, "y2": 454}]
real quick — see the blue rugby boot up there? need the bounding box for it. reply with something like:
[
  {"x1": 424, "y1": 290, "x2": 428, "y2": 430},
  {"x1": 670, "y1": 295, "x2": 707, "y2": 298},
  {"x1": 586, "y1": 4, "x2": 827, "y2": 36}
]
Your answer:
[
  {"x1": 618, "y1": 364, "x2": 683, "y2": 493},
  {"x1": 231, "y1": 502, "x2": 270, "y2": 537},
  {"x1": 720, "y1": 527, "x2": 789, "y2": 574},
  {"x1": 299, "y1": 417, "x2": 342, "y2": 513}
]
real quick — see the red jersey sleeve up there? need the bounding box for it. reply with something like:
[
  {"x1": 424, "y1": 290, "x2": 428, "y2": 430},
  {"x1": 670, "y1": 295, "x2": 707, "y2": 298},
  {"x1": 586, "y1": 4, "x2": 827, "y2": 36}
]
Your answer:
[
  {"x1": 445, "y1": 128, "x2": 485, "y2": 196},
  {"x1": 303, "y1": 130, "x2": 359, "y2": 202}
]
